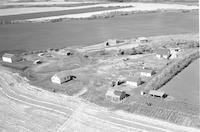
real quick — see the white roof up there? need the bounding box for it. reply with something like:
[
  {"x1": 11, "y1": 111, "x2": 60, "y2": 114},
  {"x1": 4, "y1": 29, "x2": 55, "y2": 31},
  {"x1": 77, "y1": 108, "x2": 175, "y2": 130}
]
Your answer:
[
  {"x1": 137, "y1": 37, "x2": 147, "y2": 40},
  {"x1": 149, "y1": 90, "x2": 165, "y2": 97},
  {"x1": 2, "y1": 53, "x2": 15, "y2": 58},
  {"x1": 53, "y1": 72, "x2": 68, "y2": 79}
]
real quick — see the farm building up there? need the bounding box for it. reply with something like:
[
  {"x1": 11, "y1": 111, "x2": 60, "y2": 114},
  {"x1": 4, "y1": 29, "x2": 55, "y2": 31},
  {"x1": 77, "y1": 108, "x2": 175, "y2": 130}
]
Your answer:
[
  {"x1": 105, "y1": 39, "x2": 117, "y2": 46},
  {"x1": 33, "y1": 60, "x2": 42, "y2": 64},
  {"x1": 2, "y1": 53, "x2": 22, "y2": 63},
  {"x1": 155, "y1": 48, "x2": 171, "y2": 59},
  {"x1": 148, "y1": 90, "x2": 167, "y2": 98},
  {"x1": 105, "y1": 88, "x2": 127, "y2": 103},
  {"x1": 169, "y1": 47, "x2": 180, "y2": 59},
  {"x1": 125, "y1": 77, "x2": 142, "y2": 87},
  {"x1": 51, "y1": 72, "x2": 76, "y2": 84},
  {"x1": 136, "y1": 37, "x2": 148, "y2": 43},
  {"x1": 140, "y1": 69, "x2": 155, "y2": 77}
]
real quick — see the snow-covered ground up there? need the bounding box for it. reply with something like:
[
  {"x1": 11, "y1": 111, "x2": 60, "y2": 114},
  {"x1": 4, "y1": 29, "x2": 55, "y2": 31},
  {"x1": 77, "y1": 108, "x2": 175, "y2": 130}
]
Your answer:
[
  {"x1": 13, "y1": 3, "x2": 198, "y2": 22},
  {"x1": 0, "y1": 3, "x2": 197, "y2": 17}
]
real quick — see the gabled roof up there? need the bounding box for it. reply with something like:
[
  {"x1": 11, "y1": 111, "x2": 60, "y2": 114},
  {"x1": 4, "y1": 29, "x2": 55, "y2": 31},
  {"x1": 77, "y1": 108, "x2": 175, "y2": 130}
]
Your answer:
[
  {"x1": 127, "y1": 77, "x2": 141, "y2": 82},
  {"x1": 155, "y1": 48, "x2": 170, "y2": 56},
  {"x1": 106, "y1": 88, "x2": 124, "y2": 97},
  {"x1": 2, "y1": 53, "x2": 15, "y2": 58},
  {"x1": 149, "y1": 90, "x2": 165, "y2": 97},
  {"x1": 114, "y1": 90, "x2": 125, "y2": 96},
  {"x1": 137, "y1": 37, "x2": 147, "y2": 40},
  {"x1": 53, "y1": 72, "x2": 69, "y2": 79},
  {"x1": 140, "y1": 69, "x2": 154, "y2": 74}
]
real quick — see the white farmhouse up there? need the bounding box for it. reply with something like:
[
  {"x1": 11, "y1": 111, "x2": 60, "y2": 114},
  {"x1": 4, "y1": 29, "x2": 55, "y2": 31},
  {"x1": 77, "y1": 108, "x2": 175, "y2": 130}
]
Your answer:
[{"x1": 2, "y1": 53, "x2": 22, "y2": 63}]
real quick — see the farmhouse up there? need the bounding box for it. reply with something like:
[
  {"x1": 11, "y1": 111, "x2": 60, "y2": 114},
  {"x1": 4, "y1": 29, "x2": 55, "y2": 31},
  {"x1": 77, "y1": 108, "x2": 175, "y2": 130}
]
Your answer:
[
  {"x1": 125, "y1": 77, "x2": 142, "y2": 87},
  {"x1": 2, "y1": 53, "x2": 22, "y2": 63},
  {"x1": 105, "y1": 39, "x2": 117, "y2": 46},
  {"x1": 148, "y1": 90, "x2": 167, "y2": 98},
  {"x1": 105, "y1": 88, "x2": 127, "y2": 103},
  {"x1": 51, "y1": 72, "x2": 76, "y2": 84},
  {"x1": 136, "y1": 37, "x2": 148, "y2": 43},
  {"x1": 155, "y1": 48, "x2": 171, "y2": 59},
  {"x1": 140, "y1": 69, "x2": 155, "y2": 77}
]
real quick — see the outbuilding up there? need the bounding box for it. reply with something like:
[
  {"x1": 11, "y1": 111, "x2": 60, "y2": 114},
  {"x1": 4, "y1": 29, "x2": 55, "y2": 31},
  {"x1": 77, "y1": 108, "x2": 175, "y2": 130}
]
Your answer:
[
  {"x1": 105, "y1": 39, "x2": 117, "y2": 47},
  {"x1": 125, "y1": 77, "x2": 142, "y2": 87},
  {"x1": 140, "y1": 69, "x2": 155, "y2": 77},
  {"x1": 169, "y1": 47, "x2": 180, "y2": 59},
  {"x1": 155, "y1": 48, "x2": 171, "y2": 59},
  {"x1": 105, "y1": 88, "x2": 127, "y2": 103},
  {"x1": 51, "y1": 72, "x2": 76, "y2": 84},
  {"x1": 148, "y1": 90, "x2": 167, "y2": 98},
  {"x1": 2, "y1": 53, "x2": 22, "y2": 63},
  {"x1": 33, "y1": 60, "x2": 42, "y2": 65},
  {"x1": 136, "y1": 37, "x2": 148, "y2": 43}
]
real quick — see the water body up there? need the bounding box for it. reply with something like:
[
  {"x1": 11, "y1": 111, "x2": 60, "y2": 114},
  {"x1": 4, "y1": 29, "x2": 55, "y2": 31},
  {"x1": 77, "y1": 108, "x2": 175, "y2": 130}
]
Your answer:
[
  {"x1": 162, "y1": 58, "x2": 200, "y2": 106},
  {"x1": 0, "y1": 11, "x2": 198, "y2": 51}
]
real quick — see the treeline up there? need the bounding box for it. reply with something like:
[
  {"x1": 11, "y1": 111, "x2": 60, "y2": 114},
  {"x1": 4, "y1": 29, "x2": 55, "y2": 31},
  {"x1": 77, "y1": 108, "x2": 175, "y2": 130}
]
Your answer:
[
  {"x1": 144, "y1": 50, "x2": 199, "y2": 91},
  {"x1": 107, "y1": 0, "x2": 198, "y2": 2}
]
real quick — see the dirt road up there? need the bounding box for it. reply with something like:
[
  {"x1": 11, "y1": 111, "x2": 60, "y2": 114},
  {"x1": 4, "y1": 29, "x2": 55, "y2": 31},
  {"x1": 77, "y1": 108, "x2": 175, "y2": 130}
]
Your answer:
[{"x1": 0, "y1": 67, "x2": 198, "y2": 132}]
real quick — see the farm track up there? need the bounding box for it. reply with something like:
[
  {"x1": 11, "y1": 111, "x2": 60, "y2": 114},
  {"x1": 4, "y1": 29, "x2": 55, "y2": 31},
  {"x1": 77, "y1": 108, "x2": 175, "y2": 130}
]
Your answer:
[{"x1": 0, "y1": 67, "x2": 198, "y2": 132}]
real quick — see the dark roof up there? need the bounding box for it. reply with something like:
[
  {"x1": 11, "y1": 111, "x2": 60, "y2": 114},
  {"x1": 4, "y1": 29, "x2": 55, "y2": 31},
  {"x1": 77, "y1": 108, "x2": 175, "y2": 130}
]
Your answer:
[
  {"x1": 114, "y1": 90, "x2": 125, "y2": 96},
  {"x1": 155, "y1": 49, "x2": 170, "y2": 56},
  {"x1": 127, "y1": 77, "x2": 141, "y2": 82}
]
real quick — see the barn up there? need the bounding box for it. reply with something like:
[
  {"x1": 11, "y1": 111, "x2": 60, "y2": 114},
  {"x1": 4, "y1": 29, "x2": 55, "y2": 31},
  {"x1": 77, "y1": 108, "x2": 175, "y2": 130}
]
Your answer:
[
  {"x1": 148, "y1": 90, "x2": 167, "y2": 98},
  {"x1": 125, "y1": 77, "x2": 142, "y2": 87},
  {"x1": 51, "y1": 72, "x2": 76, "y2": 84},
  {"x1": 2, "y1": 53, "x2": 22, "y2": 63}
]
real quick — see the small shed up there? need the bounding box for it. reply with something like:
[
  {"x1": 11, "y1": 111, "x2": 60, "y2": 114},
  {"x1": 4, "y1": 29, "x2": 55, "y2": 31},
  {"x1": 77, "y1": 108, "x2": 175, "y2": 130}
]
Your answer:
[
  {"x1": 2, "y1": 53, "x2": 22, "y2": 63},
  {"x1": 51, "y1": 72, "x2": 76, "y2": 84},
  {"x1": 140, "y1": 69, "x2": 155, "y2": 77},
  {"x1": 148, "y1": 90, "x2": 167, "y2": 98},
  {"x1": 169, "y1": 47, "x2": 180, "y2": 59},
  {"x1": 155, "y1": 48, "x2": 171, "y2": 59},
  {"x1": 105, "y1": 39, "x2": 117, "y2": 47},
  {"x1": 136, "y1": 37, "x2": 148, "y2": 43},
  {"x1": 105, "y1": 88, "x2": 127, "y2": 103},
  {"x1": 125, "y1": 77, "x2": 142, "y2": 87},
  {"x1": 33, "y1": 60, "x2": 42, "y2": 65}
]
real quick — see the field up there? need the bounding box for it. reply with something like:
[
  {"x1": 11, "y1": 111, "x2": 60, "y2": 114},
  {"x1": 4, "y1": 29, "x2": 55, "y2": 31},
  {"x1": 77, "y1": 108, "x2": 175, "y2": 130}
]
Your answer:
[
  {"x1": 0, "y1": 1, "x2": 199, "y2": 131},
  {"x1": 3, "y1": 33, "x2": 198, "y2": 128},
  {"x1": 0, "y1": 2, "x2": 198, "y2": 23}
]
